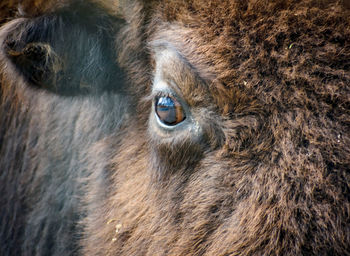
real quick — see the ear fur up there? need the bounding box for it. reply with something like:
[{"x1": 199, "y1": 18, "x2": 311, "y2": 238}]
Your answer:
[{"x1": 0, "y1": 0, "x2": 125, "y2": 95}]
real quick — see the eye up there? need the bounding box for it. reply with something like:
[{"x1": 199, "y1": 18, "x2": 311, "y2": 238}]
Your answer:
[{"x1": 155, "y1": 95, "x2": 186, "y2": 126}]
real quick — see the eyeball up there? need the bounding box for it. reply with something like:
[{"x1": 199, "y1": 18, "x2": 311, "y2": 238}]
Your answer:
[{"x1": 155, "y1": 95, "x2": 186, "y2": 126}]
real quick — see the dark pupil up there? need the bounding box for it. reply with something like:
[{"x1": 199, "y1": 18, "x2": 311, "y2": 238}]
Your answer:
[{"x1": 155, "y1": 96, "x2": 185, "y2": 126}]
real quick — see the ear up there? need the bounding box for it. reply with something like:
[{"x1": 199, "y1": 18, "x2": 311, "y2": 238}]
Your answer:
[
  {"x1": 0, "y1": 0, "x2": 126, "y2": 95},
  {"x1": 6, "y1": 42, "x2": 62, "y2": 90}
]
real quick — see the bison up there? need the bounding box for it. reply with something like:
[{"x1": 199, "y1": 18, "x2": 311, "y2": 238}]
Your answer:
[{"x1": 0, "y1": 0, "x2": 349, "y2": 255}]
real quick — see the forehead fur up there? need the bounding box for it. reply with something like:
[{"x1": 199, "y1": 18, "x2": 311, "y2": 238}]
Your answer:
[{"x1": 148, "y1": 0, "x2": 350, "y2": 115}]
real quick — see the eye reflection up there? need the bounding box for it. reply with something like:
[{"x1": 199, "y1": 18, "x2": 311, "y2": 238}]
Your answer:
[{"x1": 155, "y1": 96, "x2": 186, "y2": 126}]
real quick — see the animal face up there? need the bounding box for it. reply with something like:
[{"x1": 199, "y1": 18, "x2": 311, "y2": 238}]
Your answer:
[
  {"x1": 0, "y1": 0, "x2": 349, "y2": 255},
  {"x1": 83, "y1": 1, "x2": 350, "y2": 255}
]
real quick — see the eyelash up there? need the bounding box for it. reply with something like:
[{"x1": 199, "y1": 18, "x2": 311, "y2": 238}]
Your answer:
[{"x1": 153, "y1": 91, "x2": 172, "y2": 99}]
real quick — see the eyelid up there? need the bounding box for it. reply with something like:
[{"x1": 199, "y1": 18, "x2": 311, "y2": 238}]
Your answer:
[
  {"x1": 150, "y1": 78, "x2": 182, "y2": 101},
  {"x1": 151, "y1": 87, "x2": 188, "y2": 113},
  {"x1": 152, "y1": 90, "x2": 174, "y2": 99},
  {"x1": 152, "y1": 77, "x2": 181, "y2": 94},
  {"x1": 144, "y1": 89, "x2": 173, "y2": 104}
]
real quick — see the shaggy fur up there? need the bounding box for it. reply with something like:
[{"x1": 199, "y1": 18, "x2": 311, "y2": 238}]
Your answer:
[
  {"x1": 83, "y1": 0, "x2": 350, "y2": 255},
  {"x1": 0, "y1": 0, "x2": 349, "y2": 255}
]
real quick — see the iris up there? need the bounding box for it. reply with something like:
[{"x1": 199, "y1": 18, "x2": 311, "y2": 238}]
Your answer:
[{"x1": 155, "y1": 96, "x2": 186, "y2": 126}]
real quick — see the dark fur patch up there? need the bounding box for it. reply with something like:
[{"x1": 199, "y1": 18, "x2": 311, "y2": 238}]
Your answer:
[{"x1": 0, "y1": 1, "x2": 129, "y2": 255}]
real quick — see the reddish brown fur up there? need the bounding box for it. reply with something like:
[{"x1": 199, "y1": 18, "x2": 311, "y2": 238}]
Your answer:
[{"x1": 83, "y1": 0, "x2": 350, "y2": 255}]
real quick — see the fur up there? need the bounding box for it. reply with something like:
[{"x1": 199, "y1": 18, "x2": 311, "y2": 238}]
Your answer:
[
  {"x1": 0, "y1": 1, "x2": 128, "y2": 255},
  {"x1": 83, "y1": 0, "x2": 350, "y2": 255},
  {"x1": 0, "y1": 0, "x2": 349, "y2": 255}
]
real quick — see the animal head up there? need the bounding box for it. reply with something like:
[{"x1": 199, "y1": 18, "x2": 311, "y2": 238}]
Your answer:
[{"x1": 0, "y1": 0, "x2": 349, "y2": 255}]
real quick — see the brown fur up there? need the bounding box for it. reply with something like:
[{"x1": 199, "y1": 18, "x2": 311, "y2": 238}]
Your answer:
[
  {"x1": 83, "y1": 0, "x2": 350, "y2": 255},
  {"x1": 0, "y1": 0, "x2": 349, "y2": 255}
]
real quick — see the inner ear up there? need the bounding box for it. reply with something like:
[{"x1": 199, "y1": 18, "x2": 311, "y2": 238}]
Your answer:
[{"x1": 6, "y1": 42, "x2": 63, "y2": 91}]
